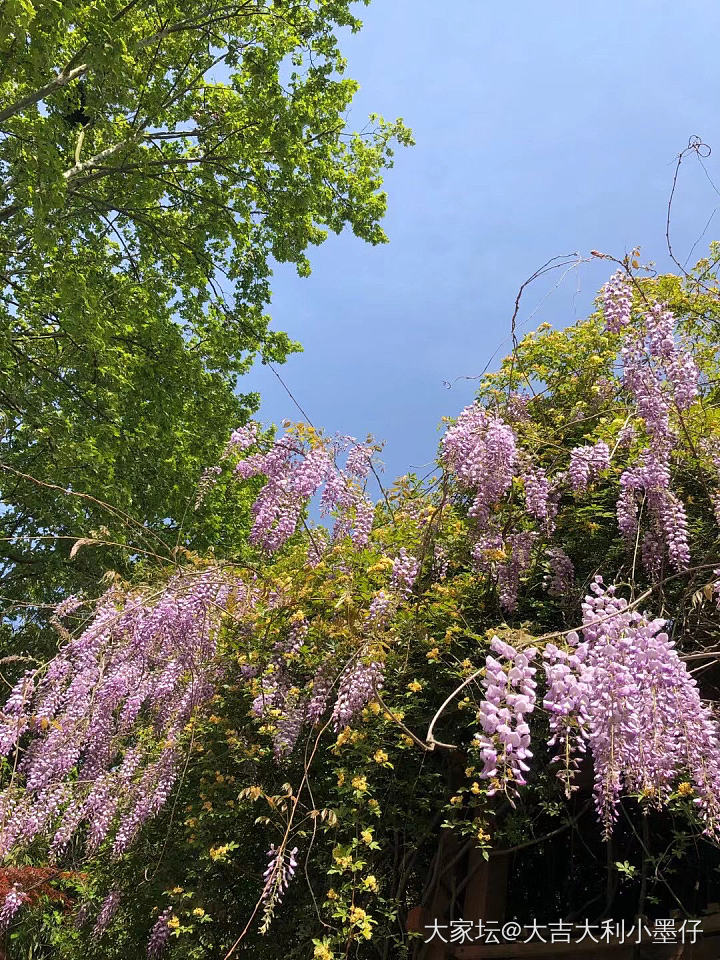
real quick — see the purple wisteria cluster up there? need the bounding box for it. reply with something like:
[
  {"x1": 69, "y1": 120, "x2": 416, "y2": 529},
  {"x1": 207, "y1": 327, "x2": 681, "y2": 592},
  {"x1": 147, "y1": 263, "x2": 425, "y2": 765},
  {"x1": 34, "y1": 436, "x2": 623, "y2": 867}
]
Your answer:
[
  {"x1": 331, "y1": 658, "x2": 384, "y2": 730},
  {"x1": 441, "y1": 404, "x2": 517, "y2": 529},
  {"x1": 542, "y1": 579, "x2": 720, "y2": 836},
  {"x1": 260, "y1": 843, "x2": 299, "y2": 930},
  {"x1": 472, "y1": 531, "x2": 538, "y2": 612},
  {"x1": 475, "y1": 637, "x2": 537, "y2": 796},
  {"x1": 0, "y1": 568, "x2": 240, "y2": 860},
  {"x1": 544, "y1": 547, "x2": 575, "y2": 598},
  {"x1": 601, "y1": 270, "x2": 633, "y2": 333},
  {"x1": 568, "y1": 441, "x2": 610, "y2": 492},
  {"x1": 91, "y1": 890, "x2": 122, "y2": 939},
  {"x1": 391, "y1": 548, "x2": 419, "y2": 596},
  {"x1": 471, "y1": 581, "x2": 720, "y2": 838},
  {"x1": 522, "y1": 466, "x2": 554, "y2": 528},
  {"x1": 0, "y1": 883, "x2": 28, "y2": 929},
  {"x1": 614, "y1": 299, "x2": 699, "y2": 573},
  {"x1": 227, "y1": 426, "x2": 378, "y2": 552},
  {"x1": 147, "y1": 907, "x2": 173, "y2": 958},
  {"x1": 542, "y1": 642, "x2": 589, "y2": 796}
]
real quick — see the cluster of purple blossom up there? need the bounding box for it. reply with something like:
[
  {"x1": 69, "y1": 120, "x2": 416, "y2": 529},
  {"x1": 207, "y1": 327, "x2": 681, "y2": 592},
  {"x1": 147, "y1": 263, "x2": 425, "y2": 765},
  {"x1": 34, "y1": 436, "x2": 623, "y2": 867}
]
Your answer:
[
  {"x1": 601, "y1": 271, "x2": 633, "y2": 332},
  {"x1": 441, "y1": 405, "x2": 516, "y2": 529},
  {"x1": 568, "y1": 441, "x2": 610, "y2": 492},
  {"x1": 472, "y1": 531, "x2": 537, "y2": 612},
  {"x1": 543, "y1": 580, "x2": 720, "y2": 836},
  {"x1": 91, "y1": 890, "x2": 122, "y2": 939},
  {"x1": 332, "y1": 657, "x2": 384, "y2": 729},
  {"x1": 473, "y1": 580, "x2": 720, "y2": 839},
  {"x1": 614, "y1": 299, "x2": 698, "y2": 573},
  {"x1": 223, "y1": 425, "x2": 379, "y2": 553},
  {"x1": 475, "y1": 637, "x2": 537, "y2": 796},
  {"x1": 147, "y1": 907, "x2": 173, "y2": 958},
  {"x1": 260, "y1": 844, "x2": 299, "y2": 930},
  {"x1": 391, "y1": 548, "x2": 419, "y2": 596},
  {"x1": 544, "y1": 547, "x2": 575, "y2": 598},
  {"x1": 522, "y1": 466, "x2": 554, "y2": 527},
  {"x1": 542, "y1": 643, "x2": 589, "y2": 795},
  {"x1": 0, "y1": 883, "x2": 28, "y2": 929},
  {"x1": 0, "y1": 568, "x2": 239, "y2": 860}
]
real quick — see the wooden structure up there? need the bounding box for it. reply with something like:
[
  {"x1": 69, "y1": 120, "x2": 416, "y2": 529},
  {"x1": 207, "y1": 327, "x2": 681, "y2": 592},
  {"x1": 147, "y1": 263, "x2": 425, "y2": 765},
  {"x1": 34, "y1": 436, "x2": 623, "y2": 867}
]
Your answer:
[{"x1": 410, "y1": 845, "x2": 720, "y2": 960}]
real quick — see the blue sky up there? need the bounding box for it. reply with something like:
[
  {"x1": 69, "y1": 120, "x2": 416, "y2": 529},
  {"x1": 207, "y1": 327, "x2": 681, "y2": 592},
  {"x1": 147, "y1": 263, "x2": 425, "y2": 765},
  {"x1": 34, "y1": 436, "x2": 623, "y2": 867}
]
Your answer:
[{"x1": 242, "y1": 0, "x2": 720, "y2": 482}]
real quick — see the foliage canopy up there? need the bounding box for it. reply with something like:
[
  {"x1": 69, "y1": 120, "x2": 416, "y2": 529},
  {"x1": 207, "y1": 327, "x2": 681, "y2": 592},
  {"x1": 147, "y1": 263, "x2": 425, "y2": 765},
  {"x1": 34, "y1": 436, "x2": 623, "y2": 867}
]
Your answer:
[{"x1": 0, "y1": 0, "x2": 411, "y2": 650}]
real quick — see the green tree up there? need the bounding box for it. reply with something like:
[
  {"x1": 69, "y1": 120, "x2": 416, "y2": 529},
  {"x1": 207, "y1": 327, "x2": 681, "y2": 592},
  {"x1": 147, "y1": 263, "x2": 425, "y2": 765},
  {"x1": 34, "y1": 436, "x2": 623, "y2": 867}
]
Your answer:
[{"x1": 0, "y1": 0, "x2": 412, "y2": 650}]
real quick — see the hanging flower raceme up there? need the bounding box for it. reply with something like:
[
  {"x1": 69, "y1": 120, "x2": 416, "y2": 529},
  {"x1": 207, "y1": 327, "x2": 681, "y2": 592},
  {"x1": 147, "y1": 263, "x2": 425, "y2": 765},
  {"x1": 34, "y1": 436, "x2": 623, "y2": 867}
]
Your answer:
[
  {"x1": 542, "y1": 642, "x2": 589, "y2": 796},
  {"x1": 0, "y1": 568, "x2": 242, "y2": 860},
  {"x1": 522, "y1": 466, "x2": 553, "y2": 526},
  {"x1": 542, "y1": 580, "x2": 720, "y2": 837},
  {"x1": 473, "y1": 531, "x2": 537, "y2": 611},
  {"x1": 544, "y1": 547, "x2": 575, "y2": 597},
  {"x1": 612, "y1": 298, "x2": 699, "y2": 572},
  {"x1": 441, "y1": 405, "x2": 517, "y2": 529},
  {"x1": 474, "y1": 637, "x2": 537, "y2": 796},
  {"x1": 332, "y1": 658, "x2": 384, "y2": 730},
  {"x1": 226, "y1": 424, "x2": 379, "y2": 552},
  {"x1": 601, "y1": 270, "x2": 633, "y2": 333},
  {"x1": 91, "y1": 890, "x2": 122, "y2": 940},
  {"x1": 260, "y1": 844, "x2": 299, "y2": 932},
  {"x1": 390, "y1": 549, "x2": 419, "y2": 597},
  {"x1": 147, "y1": 907, "x2": 173, "y2": 958},
  {"x1": 0, "y1": 883, "x2": 28, "y2": 929},
  {"x1": 568, "y1": 440, "x2": 610, "y2": 492}
]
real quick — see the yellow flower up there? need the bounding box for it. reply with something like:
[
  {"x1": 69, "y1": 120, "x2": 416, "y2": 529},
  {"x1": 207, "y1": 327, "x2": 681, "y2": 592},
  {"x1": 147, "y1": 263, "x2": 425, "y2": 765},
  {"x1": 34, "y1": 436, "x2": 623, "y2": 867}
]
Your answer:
[
  {"x1": 401, "y1": 735, "x2": 414, "y2": 747},
  {"x1": 470, "y1": 782, "x2": 481, "y2": 795},
  {"x1": 208, "y1": 715, "x2": 222, "y2": 724},
  {"x1": 426, "y1": 647, "x2": 440, "y2": 660},
  {"x1": 361, "y1": 829, "x2": 373, "y2": 844},
  {"x1": 351, "y1": 776, "x2": 367, "y2": 792},
  {"x1": 192, "y1": 907, "x2": 205, "y2": 917},
  {"x1": 168, "y1": 916, "x2": 180, "y2": 929},
  {"x1": 373, "y1": 749, "x2": 388, "y2": 764},
  {"x1": 335, "y1": 729, "x2": 352, "y2": 748},
  {"x1": 326, "y1": 888, "x2": 338, "y2": 900},
  {"x1": 362, "y1": 875, "x2": 379, "y2": 893},
  {"x1": 465, "y1": 767, "x2": 475, "y2": 777},
  {"x1": 368, "y1": 701, "x2": 381, "y2": 715},
  {"x1": 170, "y1": 887, "x2": 184, "y2": 895},
  {"x1": 202, "y1": 801, "x2": 213, "y2": 811},
  {"x1": 677, "y1": 781, "x2": 694, "y2": 796},
  {"x1": 450, "y1": 795, "x2": 462, "y2": 805},
  {"x1": 407, "y1": 680, "x2": 422, "y2": 693},
  {"x1": 314, "y1": 944, "x2": 334, "y2": 960},
  {"x1": 209, "y1": 844, "x2": 230, "y2": 860},
  {"x1": 337, "y1": 771, "x2": 345, "y2": 787},
  {"x1": 349, "y1": 906, "x2": 367, "y2": 923}
]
